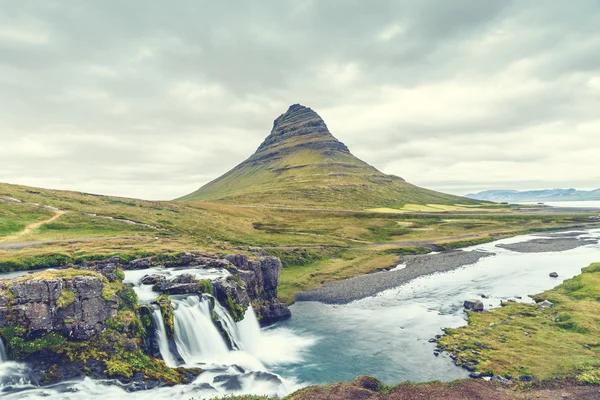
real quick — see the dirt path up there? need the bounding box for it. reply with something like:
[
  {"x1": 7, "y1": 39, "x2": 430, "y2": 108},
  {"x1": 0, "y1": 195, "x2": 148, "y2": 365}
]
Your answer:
[{"x1": 0, "y1": 210, "x2": 67, "y2": 243}]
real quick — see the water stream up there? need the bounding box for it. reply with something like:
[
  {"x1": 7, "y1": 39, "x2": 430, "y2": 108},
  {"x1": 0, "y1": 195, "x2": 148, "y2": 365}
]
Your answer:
[{"x1": 0, "y1": 228, "x2": 599, "y2": 398}]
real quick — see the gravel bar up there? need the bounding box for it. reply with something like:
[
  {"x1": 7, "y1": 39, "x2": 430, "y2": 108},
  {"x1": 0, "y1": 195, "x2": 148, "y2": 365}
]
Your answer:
[
  {"x1": 295, "y1": 250, "x2": 493, "y2": 304},
  {"x1": 496, "y1": 238, "x2": 597, "y2": 253}
]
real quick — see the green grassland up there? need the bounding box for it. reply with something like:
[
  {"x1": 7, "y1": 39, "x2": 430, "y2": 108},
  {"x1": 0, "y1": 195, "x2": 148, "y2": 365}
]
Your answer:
[
  {"x1": 438, "y1": 262, "x2": 600, "y2": 383},
  {"x1": 0, "y1": 182, "x2": 597, "y2": 303}
]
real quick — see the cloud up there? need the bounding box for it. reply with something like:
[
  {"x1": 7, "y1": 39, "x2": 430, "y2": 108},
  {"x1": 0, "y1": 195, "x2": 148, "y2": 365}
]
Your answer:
[{"x1": 0, "y1": 0, "x2": 598, "y2": 199}]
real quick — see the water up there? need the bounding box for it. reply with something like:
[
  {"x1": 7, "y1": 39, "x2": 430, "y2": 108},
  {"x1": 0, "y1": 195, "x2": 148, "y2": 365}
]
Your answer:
[
  {"x1": 151, "y1": 309, "x2": 178, "y2": 368},
  {"x1": 1, "y1": 228, "x2": 599, "y2": 397},
  {"x1": 519, "y1": 200, "x2": 600, "y2": 208},
  {"x1": 173, "y1": 296, "x2": 230, "y2": 364},
  {"x1": 271, "y1": 228, "x2": 600, "y2": 385},
  {"x1": 124, "y1": 266, "x2": 229, "y2": 303}
]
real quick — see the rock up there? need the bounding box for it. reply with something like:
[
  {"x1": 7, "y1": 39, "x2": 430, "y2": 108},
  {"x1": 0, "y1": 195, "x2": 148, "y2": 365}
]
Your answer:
[
  {"x1": 214, "y1": 276, "x2": 251, "y2": 320},
  {"x1": 0, "y1": 274, "x2": 118, "y2": 340},
  {"x1": 537, "y1": 300, "x2": 554, "y2": 311},
  {"x1": 354, "y1": 376, "x2": 382, "y2": 391},
  {"x1": 549, "y1": 272, "x2": 559, "y2": 278},
  {"x1": 141, "y1": 275, "x2": 164, "y2": 285},
  {"x1": 463, "y1": 299, "x2": 484, "y2": 312},
  {"x1": 428, "y1": 338, "x2": 437, "y2": 343},
  {"x1": 480, "y1": 294, "x2": 489, "y2": 299},
  {"x1": 433, "y1": 351, "x2": 440, "y2": 357},
  {"x1": 255, "y1": 302, "x2": 291, "y2": 325},
  {"x1": 73, "y1": 261, "x2": 122, "y2": 282},
  {"x1": 153, "y1": 274, "x2": 212, "y2": 295},
  {"x1": 469, "y1": 372, "x2": 483, "y2": 379}
]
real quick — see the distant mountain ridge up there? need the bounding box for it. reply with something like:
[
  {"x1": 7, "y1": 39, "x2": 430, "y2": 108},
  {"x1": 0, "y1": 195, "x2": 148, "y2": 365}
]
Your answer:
[
  {"x1": 180, "y1": 104, "x2": 478, "y2": 209},
  {"x1": 466, "y1": 188, "x2": 600, "y2": 203}
]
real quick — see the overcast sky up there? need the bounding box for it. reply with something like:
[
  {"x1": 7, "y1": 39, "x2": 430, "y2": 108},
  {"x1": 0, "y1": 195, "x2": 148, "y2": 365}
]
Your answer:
[{"x1": 1, "y1": 1, "x2": 599, "y2": 200}]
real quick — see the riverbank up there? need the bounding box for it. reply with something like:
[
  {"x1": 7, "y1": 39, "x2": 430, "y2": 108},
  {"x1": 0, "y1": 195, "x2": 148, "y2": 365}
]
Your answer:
[
  {"x1": 294, "y1": 230, "x2": 598, "y2": 304},
  {"x1": 438, "y1": 261, "x2": 600, "y2": 382}
]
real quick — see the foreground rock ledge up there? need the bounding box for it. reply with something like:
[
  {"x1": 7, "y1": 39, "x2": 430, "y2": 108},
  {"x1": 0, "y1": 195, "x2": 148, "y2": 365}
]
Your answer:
[
  {"x1": 286, "y1": 376, "x2": 600, "y2": 400},
  {"x1": 0, "y1": 251, "x2": 290, "y2": 388}
]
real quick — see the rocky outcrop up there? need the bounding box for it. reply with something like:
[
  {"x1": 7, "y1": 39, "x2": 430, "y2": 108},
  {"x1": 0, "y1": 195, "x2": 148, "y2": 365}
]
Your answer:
[
  {"x1": 463, "y1": 299, "x2": 484, "y2": 312},
  {"x1": 255, "y1": 104, "x2": 350, "y2": 156},
  {"x1": 0, "y1": 269, "x2": 200, "y2": 387},
  {"x1": 153, "y1": 274, "x2": 212, "y2": 296},
  {"x1": 0, "y1": 272, "x2": 118, "y2": 340},
  {"x1": 225, "y1": 255, "x2": 291, "y2": 324}
]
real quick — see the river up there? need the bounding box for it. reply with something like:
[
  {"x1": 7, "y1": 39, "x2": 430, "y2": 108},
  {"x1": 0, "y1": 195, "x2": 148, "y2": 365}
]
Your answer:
[{"x1": 1, "y1": 228, "x2": 599, "y2": 398}]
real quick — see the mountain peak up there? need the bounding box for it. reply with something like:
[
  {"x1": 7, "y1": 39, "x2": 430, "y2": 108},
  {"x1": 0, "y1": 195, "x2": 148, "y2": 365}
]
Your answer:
[
  {"x1": 180, "y1": 104, "x2": 475, "y2": 209},
  {"x1": 255, "y1": 104, "x2": 349, "y2": 154}
]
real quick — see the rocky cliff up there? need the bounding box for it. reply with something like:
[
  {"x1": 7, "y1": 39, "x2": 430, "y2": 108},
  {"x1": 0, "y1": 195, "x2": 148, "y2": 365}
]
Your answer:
[{"x1": 0, "y1": 271, "x2": 117, "y2": 340}]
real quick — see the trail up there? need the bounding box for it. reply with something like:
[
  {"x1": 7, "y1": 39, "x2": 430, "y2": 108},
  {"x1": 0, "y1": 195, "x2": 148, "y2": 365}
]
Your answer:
[{"x1": 0, "y1": 210, "x2": 67, "y2": 243}]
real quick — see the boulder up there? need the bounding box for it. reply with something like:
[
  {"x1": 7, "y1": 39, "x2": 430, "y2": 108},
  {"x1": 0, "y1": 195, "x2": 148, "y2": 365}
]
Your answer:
[
  {"x1": 214, "y1": 276, "x2": 251, "y2": 320},
  {"x1": 463, "y1": 299, "x2": 484, "y2": 312},
  {"x1": 256, "y1": 302, "x2": 291, "y2": 325},
  {"x1": 537, "y1": 300, "x2": 554, "y2": 311},
  {"x1": 0, "y1": 274, "x2": 118, "y2": 340},
  {"x1": 153, "y1": 274, "x2": 212, "y2": 295},
  {"x1": 354, "y1": 376, "x2": 382, "y2": 391},
  {"x1": 549, "y1": 272, "x2": 559, "y2": 278}
]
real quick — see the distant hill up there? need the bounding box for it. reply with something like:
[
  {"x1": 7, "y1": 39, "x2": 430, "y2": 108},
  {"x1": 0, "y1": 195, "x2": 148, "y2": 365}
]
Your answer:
[
  {"x1": 180, "y1": 104, "x2": 478, "y2": 209},
  {"x1": 466, "y1": 188, "x2": 600, "y2": 203}
]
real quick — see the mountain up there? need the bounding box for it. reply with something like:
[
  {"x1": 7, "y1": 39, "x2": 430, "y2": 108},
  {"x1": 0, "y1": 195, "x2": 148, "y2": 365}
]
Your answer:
[
  {"x1": 180, "y1": 104, "x2": 478, "y2": 209},
  {"x1": 466, "y1": 188, "x2": 600, "y2": 203}
]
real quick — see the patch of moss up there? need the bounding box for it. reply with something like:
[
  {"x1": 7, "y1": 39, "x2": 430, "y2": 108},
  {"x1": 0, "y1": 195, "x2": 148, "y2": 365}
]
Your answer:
[
  {"x1": 226, "y1": 296, "x2": 245, "y2": 322},
  {"x1": 157, "y1": 294, "x2": 175, "y2": 339},
  {"x1": 115, "y1": 268, "x2": 125, "y2": 281},
  {"x1": 199, "y1": 279, "x2": 213, "y2": 294},
  {"x1": 56, "y1": 289, "x2": 76, "y2": 309},
  {"x1": 106, "y1": 311, "x2": 145, "y2": 338},
  {"x1": 0, "y1": 327, "x2": 66, "y2": 359}
]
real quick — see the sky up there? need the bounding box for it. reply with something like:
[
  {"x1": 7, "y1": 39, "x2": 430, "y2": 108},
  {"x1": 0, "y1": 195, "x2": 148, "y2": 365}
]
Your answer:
[{"x1": 0, "y1": 1, "x2": 599, "y2": 200}]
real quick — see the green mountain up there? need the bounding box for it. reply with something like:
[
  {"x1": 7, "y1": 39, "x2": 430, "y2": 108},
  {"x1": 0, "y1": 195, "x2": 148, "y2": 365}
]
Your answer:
[{"x1": 180, "y1": 104, "x2": 477, "y2": 209}]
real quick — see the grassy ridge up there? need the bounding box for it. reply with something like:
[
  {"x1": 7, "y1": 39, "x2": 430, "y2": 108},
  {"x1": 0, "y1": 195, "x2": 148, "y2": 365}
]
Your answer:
[{"x1": 438, "y1": 262, "x2": 600, "y2": 382}]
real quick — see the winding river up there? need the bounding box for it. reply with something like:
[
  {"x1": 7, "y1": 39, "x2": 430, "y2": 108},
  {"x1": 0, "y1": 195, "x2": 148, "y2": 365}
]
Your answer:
[{"x1": 1, "y1": 228, "x2": 599, "y2": 398}]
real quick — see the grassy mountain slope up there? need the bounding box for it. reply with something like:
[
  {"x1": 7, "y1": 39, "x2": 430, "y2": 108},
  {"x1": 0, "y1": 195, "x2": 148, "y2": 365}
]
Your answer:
[{"x1": 180, "y1": 104, "x2": 478, "y2": 209}]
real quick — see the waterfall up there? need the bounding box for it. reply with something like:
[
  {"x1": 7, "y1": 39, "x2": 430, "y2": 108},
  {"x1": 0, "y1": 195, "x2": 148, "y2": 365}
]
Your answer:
[
  {"x1": 173, "y1": 296, "x2": 229, "y2": 364},
  {"x1": 212, "y1": 299, "x2": 243, "y2": 349},
  {"x1": 151, "y1": 308, "x2": 178, "y2": 368},
  {"x1": 0, "y1": 337, "x2": 6, "y2": 362},
  {"x1": 236, "y1": 306, "x2": 262, "y2": 355}
]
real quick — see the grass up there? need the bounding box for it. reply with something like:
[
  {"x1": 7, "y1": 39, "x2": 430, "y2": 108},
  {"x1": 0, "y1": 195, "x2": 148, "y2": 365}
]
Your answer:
[
  {"x1": 0, "y1": 202, "x2": 55, "y2": 237},
  {"x1": 438, "y1": 262, "x2": 600, "y2": 381},
  {"x1": 0, "y1": 182, "x2": 598, "y2": 302},
  {"x1": 277, "y1": 250, "x2": 399, "y2": 304},
  {"x1": 179, "y1": 126, "x2": 476, "y2": 209}
]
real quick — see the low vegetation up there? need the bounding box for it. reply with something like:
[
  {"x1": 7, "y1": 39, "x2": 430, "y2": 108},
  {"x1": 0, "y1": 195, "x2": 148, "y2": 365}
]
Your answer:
[
  {"x1": 438, "y1": 262, "x2": 600, "y2": 382},
  {"x1": 0, "y1": 182, "x2": 598, "y2": 304}
]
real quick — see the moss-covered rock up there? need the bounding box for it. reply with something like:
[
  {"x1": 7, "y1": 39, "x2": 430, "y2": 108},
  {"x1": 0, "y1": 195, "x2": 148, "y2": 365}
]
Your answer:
[{"x1": 157, "y1": 294, "x2": 175, "y2": 340}]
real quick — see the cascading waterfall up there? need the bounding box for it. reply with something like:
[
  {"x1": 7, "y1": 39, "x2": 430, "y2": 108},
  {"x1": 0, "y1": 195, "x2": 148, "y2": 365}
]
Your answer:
[
  {"x1": 236, "y1": 306, "x2": 262, "y2": 355},
  {"x1": 151, "y1": 308, "x2": 177, "y2": 368},
  {"x1": 212, "y1": 298, "x2": 243, "y2": 350},
  {"x1": 172, "y1": 295, "x2": 230, "y2": 364},
  {"x1": 0, "y1": 338, "x2": 7, "y2": 362}
]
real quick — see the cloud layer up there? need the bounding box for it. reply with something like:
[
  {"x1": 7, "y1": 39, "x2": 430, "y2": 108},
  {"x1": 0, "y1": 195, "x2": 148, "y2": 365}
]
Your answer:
[{"x1": 1, "y1": 1, "x2": 598, "y2": 199}]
